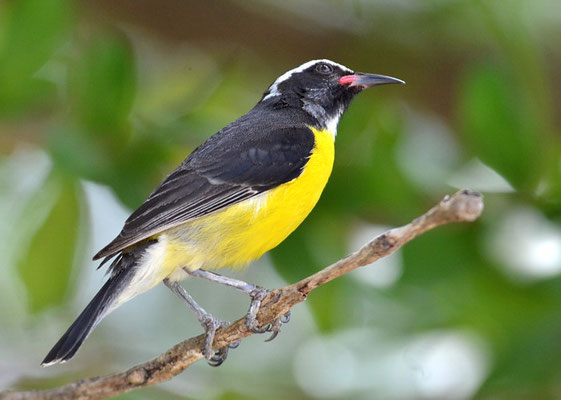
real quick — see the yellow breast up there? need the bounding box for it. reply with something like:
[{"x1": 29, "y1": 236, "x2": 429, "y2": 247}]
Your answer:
[{"x1": 163, "y1": 126, "x2": 335, "y2": 274}]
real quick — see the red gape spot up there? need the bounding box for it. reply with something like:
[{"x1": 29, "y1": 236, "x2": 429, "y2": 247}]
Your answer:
[{"x1": 339, "y1": 75, "x2": 357, "y2": 85}]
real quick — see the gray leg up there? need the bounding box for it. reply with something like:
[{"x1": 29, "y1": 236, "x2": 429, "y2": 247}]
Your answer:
[
  {"x1": 189, "y1": 269, "x2": 258, "y2": 293},
  {"x1": 186, "y1": 269, "x2": 290, "y2": 338},
  {"x1": 164, "y1": 279, "x2": 233, "y2": 366}
]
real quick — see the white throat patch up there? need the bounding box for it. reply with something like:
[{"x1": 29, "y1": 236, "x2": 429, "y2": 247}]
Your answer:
[
  {"x1": 263, "y1": 59, "x2": 351, "y2": 101},
  {"x1": 325, "y1": 109, "x2": 343, "y2": 138}
]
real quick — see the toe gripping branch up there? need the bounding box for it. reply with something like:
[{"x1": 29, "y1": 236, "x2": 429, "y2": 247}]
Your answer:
[
  {"x1": 164, "y1": 279, "x2": 230, "y2": 364},
  {"x1": 169, "y1": 269, "x2": 291, "y2": 365},
  {"x1": 189, "y1": 270, "x2": 291, "y2": 341},
  {"x1": 205, "y1": 320, "x2": 241, "y2": 367},
  {"x1": 246, "y1": 287, "x2": 291, "y2": 341}
]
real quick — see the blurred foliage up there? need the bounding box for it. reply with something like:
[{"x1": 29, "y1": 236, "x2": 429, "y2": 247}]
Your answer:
[
  {"x1": 459, "y1": 65, "x2": 542, "y2": 193},
  {"x1": 1, "y1": 0, "x2": 561, "y2": 399},
  {"x1": 0, "y1": 0, "x2": 70, "y2": 116},
  {"x1": 17, "y1": 171, "x2": 82, "y2": 313}
]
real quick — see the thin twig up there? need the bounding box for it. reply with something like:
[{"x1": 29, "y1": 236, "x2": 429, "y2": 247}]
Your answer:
[{"x1": 0, "y1": 189, "x2": 484, "y2": 400}]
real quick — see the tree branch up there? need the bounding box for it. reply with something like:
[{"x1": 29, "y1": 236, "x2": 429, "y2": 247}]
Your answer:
[{"x1": 1, "y1": 189, "x2": 484, "y2": 400}]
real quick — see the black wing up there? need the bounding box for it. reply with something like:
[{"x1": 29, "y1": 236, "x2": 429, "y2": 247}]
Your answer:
[{"x1": 93, "y1": 125, "x2": 315, "y2": 260}]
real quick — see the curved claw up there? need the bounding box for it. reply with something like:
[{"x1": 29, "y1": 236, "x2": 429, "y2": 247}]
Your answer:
[
  {"x1": 208, "y1": 346, "x2": 229, "y2": 367},
  {"x1": 265, "y1": 311, "x2": 292, "y2": 342},
  {"x1": 264, "y1": 318, "x2": 282, "y2": 342},
  {"x1": 265, "y1": 329, "x2": 279, "y2": 342},
  {"x1": 208, "y1": 338, "x2": 240, "y2": 366},
  {"x1": 248, "y1": 322, "x2": 271, "y2": 334},
  {"x1": 280, "y1": 311, "x2": 291, "y2": 324},
  {"x1": 244, "y1": 286, "x2": 292, "y2": 343}
]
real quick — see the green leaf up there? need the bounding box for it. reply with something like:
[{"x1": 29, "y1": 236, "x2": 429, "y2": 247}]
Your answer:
[
  {"x1": 69, "y1": 33, "x2": 136, "y2": 138},
  {"x1": 0, "y1": 0, "x2": 71, "y2": 114},
  {"x1": 48, "y1": 122, "x2": 114, "y2": 182},
  {"x1": 458, "y1": 65, "x2": 543, "y2": 193},
  {"x1": 17, "y1": 172, "x2": 82, "y2": 313},
  {"x1": 110, "y1": 133, "x2": 172, "y2": 209}
]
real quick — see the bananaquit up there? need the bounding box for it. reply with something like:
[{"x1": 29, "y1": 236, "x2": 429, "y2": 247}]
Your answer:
[{"x1": 42, "y1": 59, "x2": 404, "y2": 366}]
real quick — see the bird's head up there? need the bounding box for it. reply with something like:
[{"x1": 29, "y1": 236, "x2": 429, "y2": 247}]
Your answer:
[{"x1": 261, "y1": 59, "x2": 404, "y2": 132}]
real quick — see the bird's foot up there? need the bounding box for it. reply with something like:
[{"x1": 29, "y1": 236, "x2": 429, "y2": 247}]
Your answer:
[
  {"x1": 265, "y1": 311, "x2": 291, "y2": 342},
  {"x1": 201, "y1": 315, "x2": 233, "y2": 366},
  {"x1": 207, "y1": 340, "x2": 240, "y2": 367},
  {"x1": 245, "y1": 287, "x2": 270, "y2": 333},
  {"x1": 245, "y1": 287, "x2": 291, "y2": 341}
]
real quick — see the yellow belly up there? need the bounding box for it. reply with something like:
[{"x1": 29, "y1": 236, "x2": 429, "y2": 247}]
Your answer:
[{"x1": 162, "y1": 126, "x2": 335, "y2": 275}]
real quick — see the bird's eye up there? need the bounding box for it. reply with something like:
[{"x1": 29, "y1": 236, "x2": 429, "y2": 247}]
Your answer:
[{"x1": 316, "y1": 63, "x2": 333, "y2": 74}]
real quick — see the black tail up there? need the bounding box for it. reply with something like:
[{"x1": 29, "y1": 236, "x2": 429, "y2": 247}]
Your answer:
[{"x1": 41, "y1": 258, "x2": 136, "y2": 366}]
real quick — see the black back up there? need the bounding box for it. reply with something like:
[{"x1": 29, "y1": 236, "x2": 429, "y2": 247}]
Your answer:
[{"x1": 94, "y1": 104, "x2": 316, "y2": 260}]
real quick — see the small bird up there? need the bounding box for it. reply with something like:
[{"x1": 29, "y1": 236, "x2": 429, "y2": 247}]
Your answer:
[{"x1": 42, "y1": 59, "x2": 403, "y2": 366}]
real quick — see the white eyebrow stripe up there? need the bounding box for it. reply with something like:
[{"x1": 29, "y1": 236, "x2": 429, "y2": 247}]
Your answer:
[{"x1": 263, "y1": 59, "x2": 352, "y2": 101}]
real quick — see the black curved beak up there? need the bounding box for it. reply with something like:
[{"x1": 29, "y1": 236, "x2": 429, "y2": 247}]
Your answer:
[{"x1": 340, "y1": 73, "x2": 405, "y2": 89}]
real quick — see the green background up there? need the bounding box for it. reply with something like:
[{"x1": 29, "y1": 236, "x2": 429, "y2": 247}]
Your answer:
[{"x1": 1, "y1": 0, "x2": 561, "y2": 399}]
